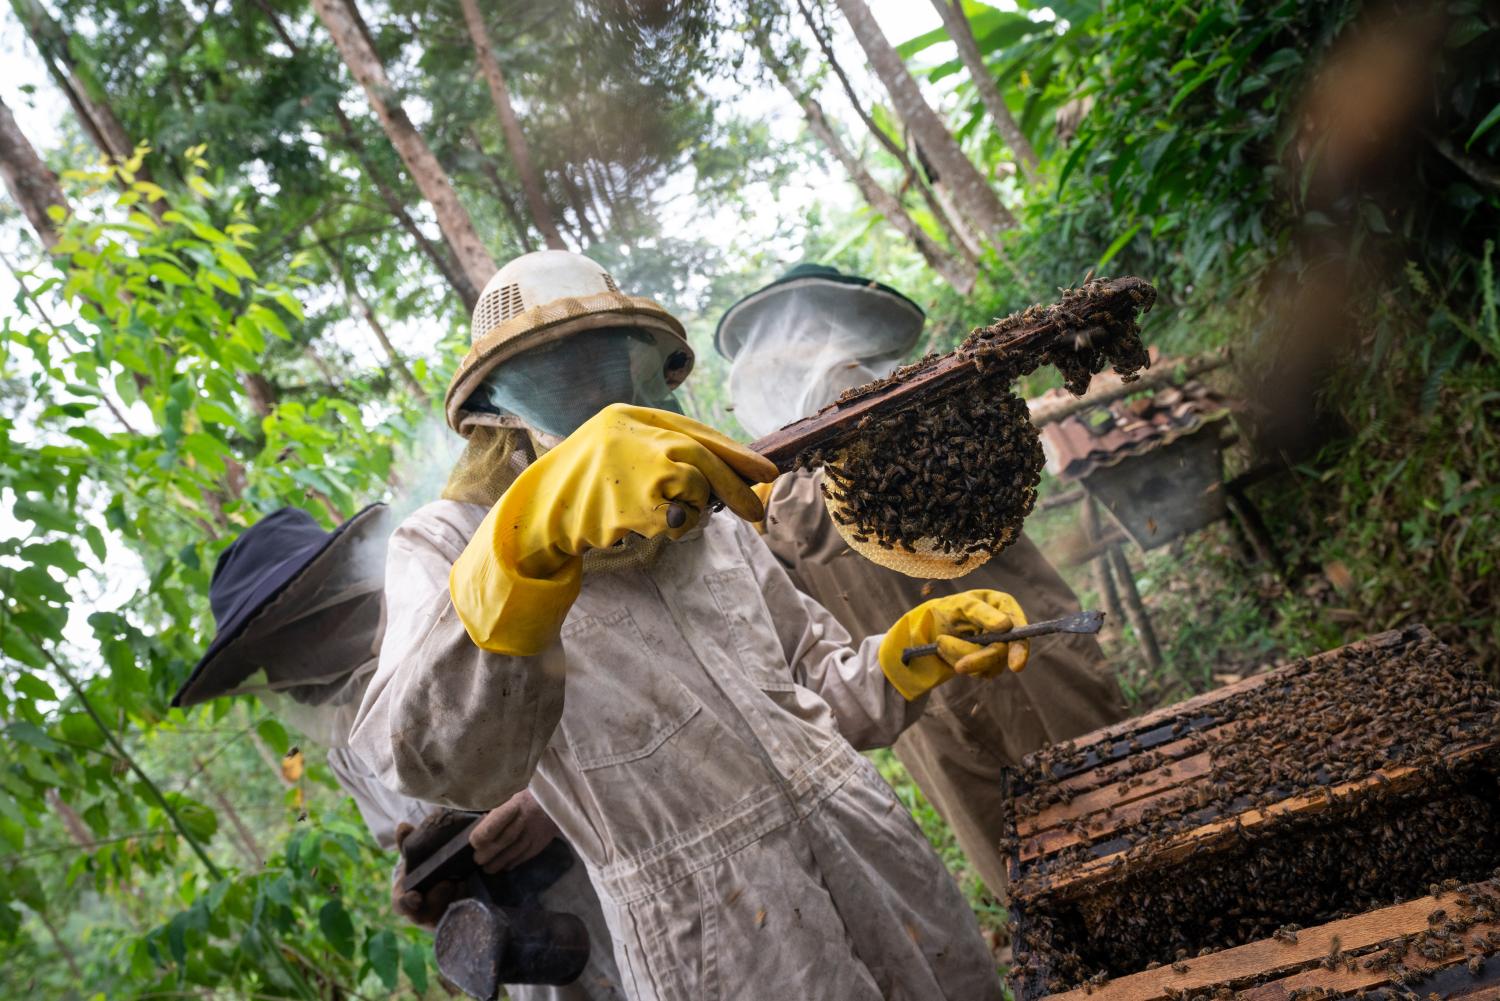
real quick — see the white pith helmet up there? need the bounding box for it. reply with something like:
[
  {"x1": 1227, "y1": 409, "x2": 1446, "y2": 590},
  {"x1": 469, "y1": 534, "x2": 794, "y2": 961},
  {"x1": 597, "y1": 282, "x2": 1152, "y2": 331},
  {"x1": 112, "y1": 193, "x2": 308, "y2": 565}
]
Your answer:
[{"x1": 446, "y1": 249, "x2": 694, "y2": 434}]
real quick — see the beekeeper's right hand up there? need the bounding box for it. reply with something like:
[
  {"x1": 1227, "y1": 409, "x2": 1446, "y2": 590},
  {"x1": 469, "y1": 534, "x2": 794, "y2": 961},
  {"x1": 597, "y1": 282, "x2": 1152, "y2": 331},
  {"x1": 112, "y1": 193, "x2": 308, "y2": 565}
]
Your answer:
[
  {"x1": 450, "y1": 403, "x2": 778, "y2": 656},
  {"x1": 392, "y1": 822, "x2": 461, "y2": 929},
  {"x1": 877, "y1": 590, "x2": 1030, "y2": 701}
]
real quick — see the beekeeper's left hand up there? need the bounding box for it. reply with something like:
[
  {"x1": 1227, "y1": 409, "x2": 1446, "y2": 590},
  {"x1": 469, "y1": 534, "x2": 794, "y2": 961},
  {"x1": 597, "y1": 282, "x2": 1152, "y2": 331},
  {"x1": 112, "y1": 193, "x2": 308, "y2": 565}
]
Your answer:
[
  {"x1": 469, "y1": 789, "x2": 560, "y2": 874},
  {"x1": 450, "y1": 403, "x2": 777, "y2": 655}
]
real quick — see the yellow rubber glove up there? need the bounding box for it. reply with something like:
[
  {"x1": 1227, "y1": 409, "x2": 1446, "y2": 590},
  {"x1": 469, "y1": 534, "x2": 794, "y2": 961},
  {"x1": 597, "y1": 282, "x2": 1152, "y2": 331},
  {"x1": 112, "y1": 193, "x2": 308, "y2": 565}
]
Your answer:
[
  {"x1": 450, "y1": 403, "x2": 779, "y2": 655},
  {"x1": 877, "y1": 589, "x2": 1029, "y2": 701},
  {"x1": 750, "y1": 479, "x2": 777, "y2": 533}
]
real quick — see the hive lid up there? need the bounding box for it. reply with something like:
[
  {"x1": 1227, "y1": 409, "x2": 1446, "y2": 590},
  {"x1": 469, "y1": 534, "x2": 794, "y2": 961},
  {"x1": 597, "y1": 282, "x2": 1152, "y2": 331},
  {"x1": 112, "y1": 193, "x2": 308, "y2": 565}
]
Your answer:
[{"x1": 1036, "y1": 352, "x2": 1234, "y2": 482}]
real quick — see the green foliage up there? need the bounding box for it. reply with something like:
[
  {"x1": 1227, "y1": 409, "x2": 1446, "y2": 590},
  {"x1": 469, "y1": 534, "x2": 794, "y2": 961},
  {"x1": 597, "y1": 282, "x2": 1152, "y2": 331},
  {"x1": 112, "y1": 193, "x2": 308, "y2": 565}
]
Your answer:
[{"x1": 0, "y1": 153, "x2": 433, "y2": 997}]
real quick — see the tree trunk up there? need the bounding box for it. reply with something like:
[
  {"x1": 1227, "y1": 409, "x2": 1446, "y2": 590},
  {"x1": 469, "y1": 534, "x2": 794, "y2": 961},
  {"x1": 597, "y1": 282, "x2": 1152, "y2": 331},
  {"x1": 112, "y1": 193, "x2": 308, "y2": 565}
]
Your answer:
[
  {"x1": 248, "y1": 726, "x2": 296, "y2": 788},
  {"x1": 250, "y1": 0, "x2": 477, "y2": 311},
  {"x1": 12, "y1": 0, "x2": 131, "y2": 160},
  {"x1": 303, "y1": 342, "x2": 340, "y2": 387},
  {"x1": 194, "y1": 760, "x2": 264, "y2": 867},
  {"x1": 311, "y1": 0, "x2": 497, "y2": 293},
  {"x1": 0, "y1": 94, "x2": 66, "y2": 248},
  {"x1": 801, "y1": 97, "x2": 975, "y2": 293},
  {"x1": 834, "y1": 0, "x2": 1014, "y2": 242},
  {"x1": 320, "y1": 244, "x2": 430, "y2": 402},
  {"x1": 36, "y1": 905, "x2": 84, "y2": 982},
  {"x1": 467, "y1": 127, "x2": 539, "y2": 253},
  {"x1": 46, "y1": 789, "x2": 95, "y2": 850},
  {"x1": 457, "y1": 0, "x2": 565, "y2": 250},
  {"x1": 561, "y1": 165, "x2": 598, "y2": 244},
  {"x1": 929, "y1": 0, "x2": 1039, "y2": 183},
  {"x1": 354, "y1": 291, "x2": 427, "y2": 402},
  {"x1": 761, "y1": 44, "x2": 974, "y2": 292},
  {"x1": 793, "y1": 0, "x2": 976, "y2": 265},
  {"x1": 10, "y1": 0, "x2": 167, "y2": 220},
  {"x1": 243, "y1": 372, "x2": 277, "y2": 417}
]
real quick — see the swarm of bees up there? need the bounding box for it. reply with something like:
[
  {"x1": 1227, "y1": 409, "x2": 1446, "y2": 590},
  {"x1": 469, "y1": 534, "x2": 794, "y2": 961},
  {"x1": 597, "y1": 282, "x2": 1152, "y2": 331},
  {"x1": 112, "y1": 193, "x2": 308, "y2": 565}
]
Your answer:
[
  {"x1": 820, "y1": 387, "x2": 1043, "y2": 561},
  {"x1": 807, "y1": 279, "x2": 1151, "y2": 561},
  {"x1": 1005, "y1": 638, "x2": 1500, "y2": 997}
]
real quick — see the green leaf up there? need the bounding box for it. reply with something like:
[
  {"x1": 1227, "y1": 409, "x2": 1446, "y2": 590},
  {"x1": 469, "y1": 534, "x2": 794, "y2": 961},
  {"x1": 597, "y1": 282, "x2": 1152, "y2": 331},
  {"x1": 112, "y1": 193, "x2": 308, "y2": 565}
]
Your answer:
[
  {"x1": 59, "y1": 712, "x2": 106, "y2": 750},
  {"x1": 0, "y1": 791, "x2": 29, "y2": 832},
  {"x1": 1259, "y1": 47, "x2": 1302, "y2": 76},
  {"x1": 8, "y1": 721, "x2": 62, "y2": 752},
  {"x1": 204, "y1": 270, "x2": 243, "y2": 298},
  {"x1": 319, "y1": 899, "x2": 356, "y2": 959},
  {"x1": 148, "y1": 262, "x2": 192, "y2": 287},
  {"x1": 1056, "y1": 130, "x2": 1097, "y2": 199},
  {"x1": 271, "y1": 290, "x2": 305, "y2": 321},
  {"x1": 402, "y1": 939, "x2": 430, "y2": 993},
  {"x1": 12, "y1": 496, "x2": 74, "y2": 534},
  {"x1": 213, "y1": 246, "x2": 258, "y2": 281},
  {"x1": 13, "y1": 672, "x2": 57, "y2": 703},
  {"x1": 1169, "y1": 55, "x2": 1233, "y2": 112},
  {"x1": 247, "y1": 303, "x2": 290, "y2": 341},
  {"x1": 1467, "y1": 101, "x2": 1500, "y2": 150},
  {"x1": 1096, "y1": 221, "x2": 1144, "y2": 271},
  {"x1": 82, "y1": 524, "x2": 108, "y2": 561},
  {"x1": 1359, "y1": 200, "x2": 1390, "y2": 235},
  {"x1": 166, "y1": 911, "x2": 188, "y2": 965},
  {"x1": 159, "y1": 792, "x2": 218, "y2": 841},
  {"x1": 366, "y1": 929, "x2": 400, "y2": 989},
  {"x1": 256, "y1": 718, "x2": 290, "y2": 755},
  {"x1": 182, "y1": 432, "x2": 228, "y2": 478},
  {"x1": 25, "y1": 538, "x2": 86, "y2": 576},
  {"x1": 196, "y1": 399, "x2": 241, "y2": 427}
]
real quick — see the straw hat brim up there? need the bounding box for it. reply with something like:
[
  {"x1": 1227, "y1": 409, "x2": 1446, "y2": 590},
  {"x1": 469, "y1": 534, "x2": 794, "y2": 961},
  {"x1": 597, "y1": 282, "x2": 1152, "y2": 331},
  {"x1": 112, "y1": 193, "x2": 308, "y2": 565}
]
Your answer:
[{"x1": 446, "y1": 291, "x2": 693, "y2": 435}]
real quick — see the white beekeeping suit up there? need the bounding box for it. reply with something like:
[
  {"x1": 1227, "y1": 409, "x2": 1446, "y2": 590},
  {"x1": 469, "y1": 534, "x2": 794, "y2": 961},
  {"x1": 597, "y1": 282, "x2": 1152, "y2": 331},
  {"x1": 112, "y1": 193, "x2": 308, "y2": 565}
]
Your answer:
[
  {"x1": 352, "y1": 250, "x2": 1008, "y2": 1000},
  {"x1": 173, "y1": 504, "x2": 624, "y2": 1001},
  {"x1": 719, "y1": 264, "x2": 1126, "y2": 900}
]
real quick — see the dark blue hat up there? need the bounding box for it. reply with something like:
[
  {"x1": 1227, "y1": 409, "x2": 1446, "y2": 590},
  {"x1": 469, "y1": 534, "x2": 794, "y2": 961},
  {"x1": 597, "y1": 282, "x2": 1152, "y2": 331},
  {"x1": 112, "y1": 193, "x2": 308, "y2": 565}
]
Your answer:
[{"x1": 171, "y1": 504, "x2": 387, "y2": 708}]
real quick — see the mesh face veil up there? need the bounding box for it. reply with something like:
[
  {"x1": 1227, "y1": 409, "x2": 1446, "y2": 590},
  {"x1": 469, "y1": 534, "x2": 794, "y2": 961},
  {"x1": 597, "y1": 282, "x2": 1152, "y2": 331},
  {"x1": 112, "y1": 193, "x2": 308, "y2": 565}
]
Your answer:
[
  {"x1": 206, "y1": 527, "x2": 388, "y2": 749},
  {"x1": 725, "y1": 278, "x2": 923, "y2": 438},
  {"x1": 465, "y1": 326, "x2": 684, "y2": 438},
  {"x1": 448, "y1": 250, "x2": 693, "y2": 435}
]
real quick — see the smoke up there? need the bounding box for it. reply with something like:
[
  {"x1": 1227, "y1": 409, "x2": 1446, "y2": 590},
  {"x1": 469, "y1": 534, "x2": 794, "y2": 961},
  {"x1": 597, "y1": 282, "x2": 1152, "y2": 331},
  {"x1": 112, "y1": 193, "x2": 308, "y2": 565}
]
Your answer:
[{"x1": 384, "y1": 413, "x2": 469, "y2": 525}]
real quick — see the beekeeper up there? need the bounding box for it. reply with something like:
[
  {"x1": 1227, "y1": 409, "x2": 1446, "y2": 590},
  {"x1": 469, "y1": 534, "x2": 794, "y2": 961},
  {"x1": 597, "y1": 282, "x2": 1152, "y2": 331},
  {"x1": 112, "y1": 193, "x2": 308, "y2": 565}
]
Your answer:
[
  {"x1": 718, "y1": 263, "x2": 1128, "y2": 900},
  {"x1": 172, "y1": 505, "x2": 624, "y2": 1001},
  {"x1": 350, "y1": 249, "x2": 1034, "y2": 1000}
]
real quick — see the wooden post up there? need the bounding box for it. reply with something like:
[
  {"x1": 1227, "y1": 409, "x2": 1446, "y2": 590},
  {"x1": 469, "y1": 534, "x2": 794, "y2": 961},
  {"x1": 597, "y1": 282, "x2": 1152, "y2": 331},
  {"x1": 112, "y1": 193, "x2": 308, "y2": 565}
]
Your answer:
[
  {"x1": 1081, "y1": 496, "x2": 1122, "y2": 633},
  {"x1": 1107, "y1": 544, "x2": 1162, "y2": 670},
  {"x1": 1223, "y1": 482, "x2": 1282, "y2": 572}
]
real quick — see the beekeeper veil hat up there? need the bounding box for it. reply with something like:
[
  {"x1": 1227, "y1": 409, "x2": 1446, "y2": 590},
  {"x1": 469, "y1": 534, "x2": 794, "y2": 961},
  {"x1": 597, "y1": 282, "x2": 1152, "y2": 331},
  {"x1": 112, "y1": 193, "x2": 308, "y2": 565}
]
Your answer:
[
  {"x1": 716, "y1": 263, "x2": 925, "y2": 438},
  {"x1": 448, "y1": 250, "x2": 694, "y2": 439},
  {"x1": 172, "y1": 505, "x2": 392, "y2": 749}
]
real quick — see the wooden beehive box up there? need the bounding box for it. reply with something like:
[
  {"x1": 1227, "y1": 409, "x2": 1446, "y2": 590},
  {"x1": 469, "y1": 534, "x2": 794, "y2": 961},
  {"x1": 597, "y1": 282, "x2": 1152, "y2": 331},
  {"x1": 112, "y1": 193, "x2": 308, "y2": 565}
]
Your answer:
[
  {"x1": 1003, "y1": 626, "x2": 1500, "y2": 1001},
  {"x1": 1035, "y1": 878, "x2": 1500, "y2": 1001}
]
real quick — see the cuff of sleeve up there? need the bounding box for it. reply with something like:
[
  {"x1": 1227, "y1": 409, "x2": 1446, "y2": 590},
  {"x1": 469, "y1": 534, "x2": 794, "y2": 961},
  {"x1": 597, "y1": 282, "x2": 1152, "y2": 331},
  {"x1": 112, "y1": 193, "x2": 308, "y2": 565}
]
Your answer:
[
  {"x1": 449, "y1": 502, "x2": 583, "y2": 656},
  {"x1": 876, "y1": 621, "x2": 956, "y2": 702}
]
